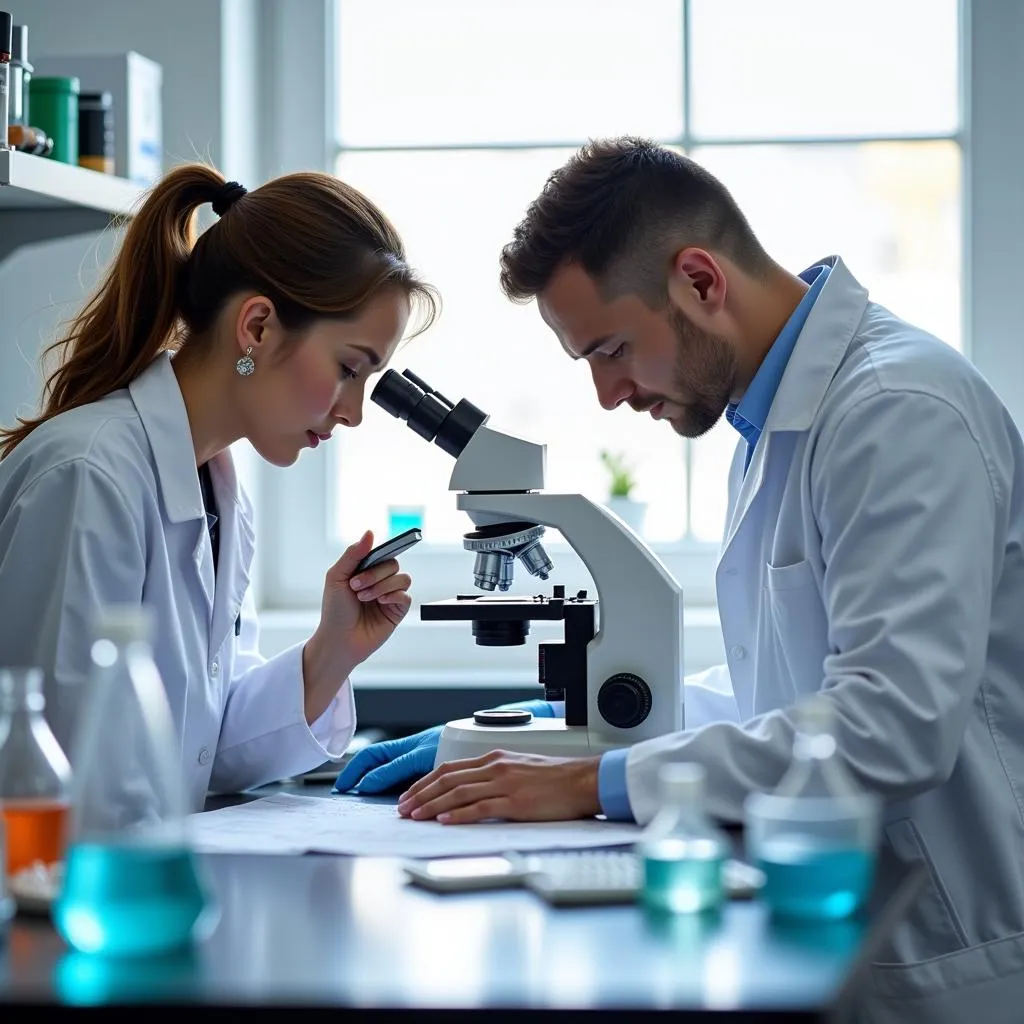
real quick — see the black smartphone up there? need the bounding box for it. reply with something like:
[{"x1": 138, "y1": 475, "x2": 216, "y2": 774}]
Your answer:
[{"x1": 355, "y1": 527, "x2": 423, "y2": 573}]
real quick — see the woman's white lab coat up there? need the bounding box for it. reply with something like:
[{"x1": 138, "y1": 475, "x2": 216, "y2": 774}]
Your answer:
[
  {"x1": 0, "y1": 352, "x2": 354, "y2": 811},
  {"x1": 639, "y1": 257, "x2": 1024, "y2": 1019}
]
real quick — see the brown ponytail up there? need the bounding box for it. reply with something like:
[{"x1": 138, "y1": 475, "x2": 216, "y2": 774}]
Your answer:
[{"x1": 0, "y1": 163, "x2": 437, "y2": 459}]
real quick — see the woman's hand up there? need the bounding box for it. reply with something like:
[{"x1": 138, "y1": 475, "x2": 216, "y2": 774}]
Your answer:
[
  {"x1": 302, "y1": 531, "x2": 412, "y2": 721},
  {"x1": 323, "y1": 530, "x2": 413, "y2": 660}
]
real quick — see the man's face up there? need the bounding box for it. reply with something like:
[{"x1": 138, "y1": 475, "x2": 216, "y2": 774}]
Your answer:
[{"x1": 537, "y1": 263, "x2": 737, "y2": 438}]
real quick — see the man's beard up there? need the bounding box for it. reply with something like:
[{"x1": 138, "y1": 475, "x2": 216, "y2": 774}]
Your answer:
[{"x1": 663, "y1": 305, "x2": 736, "y2": 438}]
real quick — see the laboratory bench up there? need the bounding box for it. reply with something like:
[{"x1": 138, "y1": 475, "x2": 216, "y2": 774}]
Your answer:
[{"x1": 0, "y1": 783, "x2": 924, "y2": 1022}]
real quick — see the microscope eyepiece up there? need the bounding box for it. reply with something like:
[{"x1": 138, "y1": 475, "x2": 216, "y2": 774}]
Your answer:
[
  {"x1": 371, "y1": 369, "x2": 487, "y2": 459},
  {"x1": 371, "y1": 369, "x2": 426, "y2": 421}
]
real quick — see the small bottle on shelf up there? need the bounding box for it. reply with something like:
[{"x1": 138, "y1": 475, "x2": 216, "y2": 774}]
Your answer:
[{"x1": 0, "y1": 12, "x2": 13, "y2": 153}]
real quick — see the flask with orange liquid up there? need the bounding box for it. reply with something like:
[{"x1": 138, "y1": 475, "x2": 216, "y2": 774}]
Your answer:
[{"x1": 0, "y1": 667, "x2": 72, "y2": 876}]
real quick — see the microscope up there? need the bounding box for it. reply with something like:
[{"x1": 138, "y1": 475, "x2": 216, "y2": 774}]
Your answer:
[{"x1": 372, "y1": 369, "x2": 683, "y2": 765}]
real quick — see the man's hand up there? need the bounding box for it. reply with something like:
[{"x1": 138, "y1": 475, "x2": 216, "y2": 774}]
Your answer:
[
  {"x1": 396, "y1": 750, "x2": 602, "y2": 824},
  {"x1": 333, "y1": 700, "x2": 560, "y2": 795}
]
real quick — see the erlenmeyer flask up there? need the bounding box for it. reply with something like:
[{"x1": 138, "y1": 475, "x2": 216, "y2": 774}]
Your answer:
[
  {"x1": 638, "y1": 763, "x2": 729, "y2": 914},
  {"x1": 53, "y1": 606, "x2": 212, "y2": 956},
  {"x1": 0, "y1": 666, "x2": 72, "y2": 875}
]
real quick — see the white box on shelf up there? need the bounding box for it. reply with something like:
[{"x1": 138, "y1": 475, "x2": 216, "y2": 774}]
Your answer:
[{"x1": 32, "y1": 52, "x2": 162, "y2": 186}]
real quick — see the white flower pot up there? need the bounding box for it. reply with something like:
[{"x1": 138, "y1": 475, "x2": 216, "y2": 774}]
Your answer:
[{"x1": 606, "y1": 496, "x2": 647, "y2": 536}]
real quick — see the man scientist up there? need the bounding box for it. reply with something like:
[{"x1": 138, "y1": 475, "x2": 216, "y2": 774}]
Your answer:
[{"x1": 339, "y1": 138, "x2": 1024, "y2": 1019}]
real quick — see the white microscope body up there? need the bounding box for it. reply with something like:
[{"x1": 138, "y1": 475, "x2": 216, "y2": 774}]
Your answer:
[{"x1": 370, "y1": 369, "x2": 684, "y2": 766}]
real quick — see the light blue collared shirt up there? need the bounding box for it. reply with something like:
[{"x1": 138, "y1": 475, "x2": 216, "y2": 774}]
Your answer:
[
  {"x1": 597, "y1": 263, "x2": 832, "y2": 822},
  {"x1": 726, "y1": 263, "x2": 831, "y2": 473}
]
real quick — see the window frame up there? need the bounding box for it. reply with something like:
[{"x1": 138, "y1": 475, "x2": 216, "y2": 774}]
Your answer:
[{"x1": 255, "y1": 0, "x2": 987, "y2": 683}]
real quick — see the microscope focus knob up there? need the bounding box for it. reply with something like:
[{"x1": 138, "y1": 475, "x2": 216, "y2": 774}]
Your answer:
[{"x1": 597, "y1": 673, "x2": 653, "y2": 730}]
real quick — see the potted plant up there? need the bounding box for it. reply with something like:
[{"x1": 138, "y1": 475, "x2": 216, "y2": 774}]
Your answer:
[{"x1": 599, "y1": 449, "x2": 647, "y2": 535}]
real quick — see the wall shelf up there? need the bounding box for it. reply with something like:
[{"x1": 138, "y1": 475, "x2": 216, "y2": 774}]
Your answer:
[
  {"x1": 0, "y1": 149, "x2": 143, "y2": 213},
  {"x1": 0, "y1": 149, "x2": 145, "y2": 263}
]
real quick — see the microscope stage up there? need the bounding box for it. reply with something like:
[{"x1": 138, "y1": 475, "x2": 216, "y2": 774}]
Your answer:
[{"x1": 421, "y1": 591, "x2": 594, "y2": 622}]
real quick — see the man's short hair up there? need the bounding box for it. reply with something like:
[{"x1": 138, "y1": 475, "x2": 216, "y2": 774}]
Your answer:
[{"x1": 500, "y1": 137, "x2": 771, "y2": 308}]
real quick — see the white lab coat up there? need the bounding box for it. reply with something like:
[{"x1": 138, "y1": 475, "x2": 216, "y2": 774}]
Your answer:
[
  {"x1": 0, "y1": 352, "x2": 355, "y2": 811},
  {"x1": 632, "y1": 257, "x2": 1024, "y2": 1020}
]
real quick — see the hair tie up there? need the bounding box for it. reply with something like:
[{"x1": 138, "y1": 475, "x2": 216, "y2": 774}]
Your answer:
[{"x1": 212, "y1": 181, "x2": 248, "y2": 217}]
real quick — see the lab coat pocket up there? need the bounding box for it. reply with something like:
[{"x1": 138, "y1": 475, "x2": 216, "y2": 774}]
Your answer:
[
  {"x1": 850, "y1": 821, "x2": 1002, "y2": 1022},
  {"x1": 763, "y1": 559, "x2": 830, "y2": 700},
  {"x1": 764, "y1": 558, "x2": 818, "y2": 592},
  {"x1": 861, "y1": 928, "x2": 1024, "y2": 1024},
  {"x1": 879, "y1": 818, "x2": 967, "y2": 956}
]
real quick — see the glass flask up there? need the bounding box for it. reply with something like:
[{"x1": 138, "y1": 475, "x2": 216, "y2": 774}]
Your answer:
[
  {"x1": 638, "y1": 762, "x2": 729, "y2": 914},
  {"x1": 0, "y1": 666, "x2": 72, "y2": 876},
  {"x1": 53, "y1": 606, "x2": 211, "y2": 957},
  {"x1": 745, "y1": 696, "x2": 881, "y2": 920},
  {"x1": 0, "y1": 829, "x2": 11, "y2": 936}
]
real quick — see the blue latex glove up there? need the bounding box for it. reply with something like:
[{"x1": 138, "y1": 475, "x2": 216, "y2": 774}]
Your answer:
[{"x1": 332, "y1": 698, "x2": 558, "y2": 795}]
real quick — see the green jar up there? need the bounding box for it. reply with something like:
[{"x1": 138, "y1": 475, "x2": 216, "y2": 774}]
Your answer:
[{"x1": 29, "y1": 76, "x2": 80, "y2": 164}]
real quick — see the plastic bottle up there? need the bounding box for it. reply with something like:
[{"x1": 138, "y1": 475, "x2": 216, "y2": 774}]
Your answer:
[
  {"x1": 744, "y1": 696, "x2": 880, "y2": 920},
  {"x1": 27, "y1": 75, "x2": 79, "y2": 164},
  {"x1": 0, "y1": 666, "x2": 72, "y2": 876},
  {"x1": 53, "y1": 606, "x2": 211, "y2": 957},
  {"x1": 638, "y1": 762, "x2": 729, "y2": 913}
]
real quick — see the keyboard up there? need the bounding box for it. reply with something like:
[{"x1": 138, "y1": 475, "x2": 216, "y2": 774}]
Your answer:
[{"x1": 511, "y1": 849, "x2": 765, "y2": 907}]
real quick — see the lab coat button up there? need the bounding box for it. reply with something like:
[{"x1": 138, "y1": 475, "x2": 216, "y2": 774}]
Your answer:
[
  {"x1": 198, "y1": 747, "x2": 211, "y2": 766},
  {"x1": 730, "y1": 645, "x2": 746, "y2": 660},
  {"x1": 724, "y1": 567, "x2": 738, "y2": 577},
  {"x1": 211, "y1": 661, "x2": 220, "y2": 677}
]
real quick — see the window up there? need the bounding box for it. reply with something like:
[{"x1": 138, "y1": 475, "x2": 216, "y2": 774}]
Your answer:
[{"x1": 261, "y1": 0, "x2": 962, "y2": 624}]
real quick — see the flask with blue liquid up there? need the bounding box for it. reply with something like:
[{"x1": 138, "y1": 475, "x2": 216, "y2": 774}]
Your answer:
[
  {"x1": 53, "y1": 606, "x2": 211, "y2": 957},
  {"x1": 744, "y1": 696, "x2": 880, "y2": 921},
  {"x1": 638, "y1": 762, "x2": 729, "y2": 914}
]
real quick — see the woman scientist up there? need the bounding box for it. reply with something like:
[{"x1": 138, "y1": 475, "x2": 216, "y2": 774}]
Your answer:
[{"x1": 0, "y1": 163, "x2": 437, "y2": 810}]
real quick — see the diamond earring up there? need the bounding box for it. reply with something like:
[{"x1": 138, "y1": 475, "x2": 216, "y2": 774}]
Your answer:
[{"x1": 235, "y1": 347, "x2": 255, "y2": 377}]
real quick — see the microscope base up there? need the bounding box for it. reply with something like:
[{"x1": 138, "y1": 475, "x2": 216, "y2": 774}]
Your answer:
[{"x1": 434, "y1": 717, "x2": 624, "y2": 765}]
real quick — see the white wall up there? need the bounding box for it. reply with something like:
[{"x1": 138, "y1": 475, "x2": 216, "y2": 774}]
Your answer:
[
  {"x1": 12, "y1": 0, "x2": 225, "y2": 168},
  {"x1": 0, "y1": 0, "x2": 264, "y2": 429}
]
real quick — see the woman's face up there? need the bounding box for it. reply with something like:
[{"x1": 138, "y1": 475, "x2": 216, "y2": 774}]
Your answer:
[{"x1": 239, "y1": 289, "x2": 410, "y2": 467}]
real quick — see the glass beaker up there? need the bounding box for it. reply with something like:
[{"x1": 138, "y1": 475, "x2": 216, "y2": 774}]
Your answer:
[
  {"x1": 387, "y1": 504, "x2": 424, "y2": 536},
  {"x1": 745, "y1": 697, "x2": 880, "y2": 920}
]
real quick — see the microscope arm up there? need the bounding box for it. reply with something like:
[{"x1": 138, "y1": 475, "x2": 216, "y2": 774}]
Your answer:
[{"x1": 457, "y1": 491, "x2": 684, "y2": 742}]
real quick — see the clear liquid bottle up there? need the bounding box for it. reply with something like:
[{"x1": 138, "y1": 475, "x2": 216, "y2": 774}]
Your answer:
[
  {"x1": 53, "y1": 606, "x2": 211, "y2": 957},
  {"x1": 638, "y1": 762, "x2": 729, "y2": 914},
  {"x1": 744, "y1": 696, "x2": 881, "y2": 921},
  {"x1": 0, "y1": 666, "x2": 72, "y2": 875}
]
